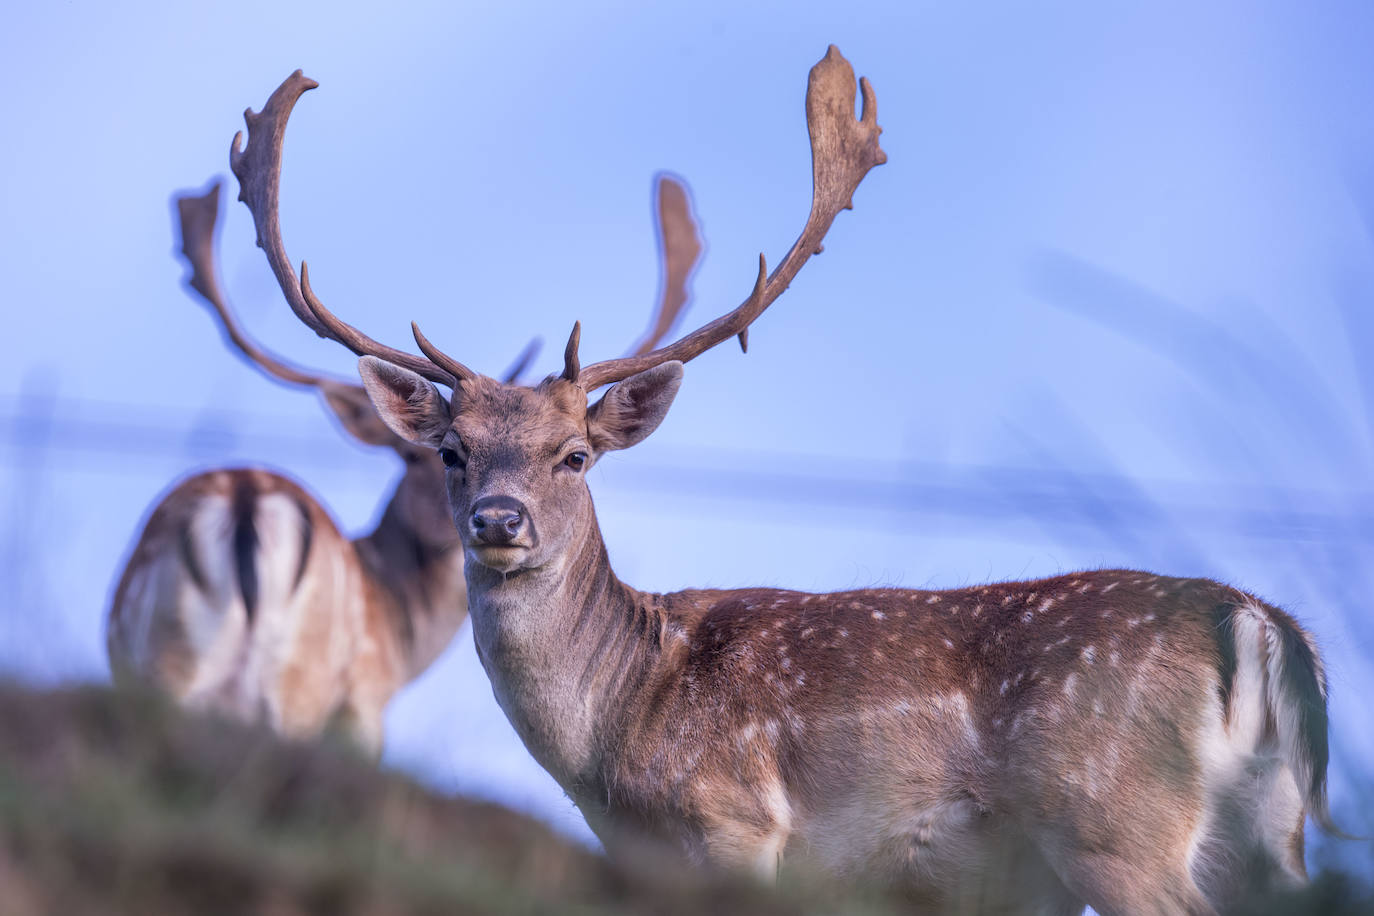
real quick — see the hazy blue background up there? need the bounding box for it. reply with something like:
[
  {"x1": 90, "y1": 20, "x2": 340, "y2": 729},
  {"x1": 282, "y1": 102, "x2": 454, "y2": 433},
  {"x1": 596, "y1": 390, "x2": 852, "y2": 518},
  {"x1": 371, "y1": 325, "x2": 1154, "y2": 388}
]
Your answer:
[{"x1": 2, "y1": 0, "x2": 1371, "y2": 872}]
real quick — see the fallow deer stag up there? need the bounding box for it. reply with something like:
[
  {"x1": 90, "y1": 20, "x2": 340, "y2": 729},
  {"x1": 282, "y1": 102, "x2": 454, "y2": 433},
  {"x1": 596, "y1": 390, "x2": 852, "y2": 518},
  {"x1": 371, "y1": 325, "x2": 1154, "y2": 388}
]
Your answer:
[
  {"x1": 234, "y1": 48, "x2": 1335, "y2": 914},
  {"x1": 106, "y1": 170, "x2": 702, "y2": 755}
]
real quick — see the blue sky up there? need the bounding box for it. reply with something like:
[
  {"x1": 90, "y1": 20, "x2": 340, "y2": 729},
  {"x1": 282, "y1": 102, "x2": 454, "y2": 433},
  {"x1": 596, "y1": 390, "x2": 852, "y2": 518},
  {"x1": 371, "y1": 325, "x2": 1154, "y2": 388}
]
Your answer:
[{"x1": 2, "y1": 0, "x2": 1372, "y2": 864}]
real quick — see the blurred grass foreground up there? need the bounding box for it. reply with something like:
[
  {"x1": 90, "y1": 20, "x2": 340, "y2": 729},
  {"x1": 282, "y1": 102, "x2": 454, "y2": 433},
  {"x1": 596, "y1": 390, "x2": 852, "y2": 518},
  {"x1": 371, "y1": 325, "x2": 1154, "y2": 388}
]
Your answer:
[
  {"x1": 0, "y1": 681, "x2": 1370, "y2": 914},
  {"x1": 0, "y1": 682, "x2": 894, "y2": 915}
]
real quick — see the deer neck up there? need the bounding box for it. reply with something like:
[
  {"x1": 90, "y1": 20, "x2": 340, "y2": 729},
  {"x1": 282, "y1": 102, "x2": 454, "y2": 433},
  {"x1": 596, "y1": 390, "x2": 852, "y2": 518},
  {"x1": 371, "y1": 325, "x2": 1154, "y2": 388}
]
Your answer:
[
  {"x1": 464, "y1": 503, "x2": 662, "y2": 792},
  {"x1": 353, "y1": 493, "x2": 468, "y2": 679}
]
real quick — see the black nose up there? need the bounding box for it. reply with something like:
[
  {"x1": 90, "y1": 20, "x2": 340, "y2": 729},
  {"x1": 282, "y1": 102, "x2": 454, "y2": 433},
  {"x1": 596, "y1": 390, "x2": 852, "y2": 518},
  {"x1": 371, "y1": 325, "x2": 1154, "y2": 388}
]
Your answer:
[{"x1": 470, "y1": 495, "x2": 528, "y2": 545}]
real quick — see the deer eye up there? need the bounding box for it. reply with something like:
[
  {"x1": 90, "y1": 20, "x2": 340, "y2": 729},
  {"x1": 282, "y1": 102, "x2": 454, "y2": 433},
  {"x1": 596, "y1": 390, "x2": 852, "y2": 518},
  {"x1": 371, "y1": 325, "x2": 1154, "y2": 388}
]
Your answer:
[
  {"x1": 438, "y1": 447, "x2": 463, "y2": 469},
  {"x1": 562, "y1": 452, "x2": 587, "y2": 472}
]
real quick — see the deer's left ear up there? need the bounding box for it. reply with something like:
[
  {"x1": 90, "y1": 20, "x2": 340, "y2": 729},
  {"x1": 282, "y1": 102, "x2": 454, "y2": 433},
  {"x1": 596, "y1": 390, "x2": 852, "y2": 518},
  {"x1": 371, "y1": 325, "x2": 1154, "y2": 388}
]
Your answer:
[
  {"x1": 320, "y1": 382, "x2": 400, "y2": 447},
  {"x1": 357, "y1": 356, "x2": 452, "y2": 448},
  {"x1": 586, "y1": 361, "x2": 683, "y2": 452}
]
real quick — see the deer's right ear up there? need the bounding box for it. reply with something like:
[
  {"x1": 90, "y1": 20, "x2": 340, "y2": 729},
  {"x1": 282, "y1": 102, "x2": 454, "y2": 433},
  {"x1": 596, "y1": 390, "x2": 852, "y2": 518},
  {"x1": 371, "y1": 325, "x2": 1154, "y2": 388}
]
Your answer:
[{"x1": 357, "y1": 356, "x2": 452, "y2": 448}]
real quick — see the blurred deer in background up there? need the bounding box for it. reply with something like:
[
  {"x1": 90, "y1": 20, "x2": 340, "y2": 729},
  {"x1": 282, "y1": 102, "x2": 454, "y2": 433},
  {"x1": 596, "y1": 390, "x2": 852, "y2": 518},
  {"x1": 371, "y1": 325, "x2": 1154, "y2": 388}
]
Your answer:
[
  {"x1": 106, "y1": 171, "x2": 703, "y2": 755},
  {"x1": 236, "y1": 47, "x2": 1335, "y2": 914}
]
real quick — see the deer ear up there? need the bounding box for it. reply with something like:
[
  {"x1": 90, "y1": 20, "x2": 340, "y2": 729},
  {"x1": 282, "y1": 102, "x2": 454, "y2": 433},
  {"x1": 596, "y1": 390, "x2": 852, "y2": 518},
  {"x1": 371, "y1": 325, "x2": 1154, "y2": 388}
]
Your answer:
[
  {"x1": 356, "y1": 356, "x2": 452, "y2": 448},
  {"x1": 319, "y1": 382, "x2": 399, "y2": 447},
  {"x1": 586, "y1": 361, "x2": 683, "y2": 452}
]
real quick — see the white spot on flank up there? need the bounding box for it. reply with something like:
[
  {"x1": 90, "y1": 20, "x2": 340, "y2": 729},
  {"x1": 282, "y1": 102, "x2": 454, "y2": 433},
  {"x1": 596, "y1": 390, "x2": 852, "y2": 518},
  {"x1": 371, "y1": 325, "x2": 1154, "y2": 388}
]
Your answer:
[
  {"x1": 1021, "y1": 611, "x2": 1034, "y2": 624},
  {"x1": 1000, "y1": 679, "x2": 1010, "y2": 695},
  {"x1": 1002, "y1": 595, "x2": 1013, "y2": 606},
  {"x1": 1128, "y1": 617, "x2": 1141, "y2": 628},
  {"x1": 1078, "y1": 583, "x2": 1093, "y2": 594},
  {"x1": 926, "y1": 595, "x2": 942, "y2": 604},
  {"x1": 1082, "y1": 645, "x2": 1096, "y2": 664},
  {"x1": 1109, "y1": 651, "x2": 1120, "y2": 666},
  {"x1": 972, "y1": 605, "x2": 983, "y2": 617},
  {"x1": 1143, "y1": 613, "x2": 1156, "y2": 623},
  {"x1": 800, "y1": 627, "x2": 816, "y2": 639},
  {"x1": 943, "y1": 639, "x2": 954, "y2": 649},
  {"x1": 1101, "y1": 582, "x2": 1119, "y2": 593},
  {"x1": 1062, "y1": 672, "x2": 1079, "y2": 698},
  {"x1": 838, "y1": 629, "x2": 849, "y2": 638},
  {"x1": 872, "y1": 611, "x2": 886, "y2": 621}
]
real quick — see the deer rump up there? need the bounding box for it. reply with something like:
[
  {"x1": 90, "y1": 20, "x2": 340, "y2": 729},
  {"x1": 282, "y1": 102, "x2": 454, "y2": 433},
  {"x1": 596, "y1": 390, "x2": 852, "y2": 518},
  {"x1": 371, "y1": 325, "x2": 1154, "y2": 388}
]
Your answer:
[{"x1": 108, "y1": 469, "x2": 358, "y2": 730}]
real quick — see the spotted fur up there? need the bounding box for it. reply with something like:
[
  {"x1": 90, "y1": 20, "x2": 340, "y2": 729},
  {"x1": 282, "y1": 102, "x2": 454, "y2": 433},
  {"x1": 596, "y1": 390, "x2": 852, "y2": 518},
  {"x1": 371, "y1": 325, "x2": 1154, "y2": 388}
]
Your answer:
[{"x1": 357, "y1": 364, "x2": 1336, "y2": 915}]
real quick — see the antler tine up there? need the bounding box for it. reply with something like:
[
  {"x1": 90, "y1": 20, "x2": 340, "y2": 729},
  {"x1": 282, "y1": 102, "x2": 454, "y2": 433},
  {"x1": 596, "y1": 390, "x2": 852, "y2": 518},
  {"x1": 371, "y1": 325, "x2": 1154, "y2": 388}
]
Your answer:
[
  {"x1": 176, "y1": 179, "x2": 328, "y2": 389},
  {"x1": 623, "y1": 173, "x2": 705, "y2": 358},
  {"x1": 562, "y1": 321, "x2": 582, "y2": 381},
  {"x1": 295, "y1": 262, "x2": 462, "y2": 387},
  {"x1": 230, "y1": 71, "x2": 465, "y2": 389},
  {"x1": 500, "y1": 337, "x2": 543, "y2": 385},
  {"x1": 410, "y1": 319, "x2": 479, "y2": 382},
  {"x1": 577, "y1": 45, "x2": 885, "y2": 391}
]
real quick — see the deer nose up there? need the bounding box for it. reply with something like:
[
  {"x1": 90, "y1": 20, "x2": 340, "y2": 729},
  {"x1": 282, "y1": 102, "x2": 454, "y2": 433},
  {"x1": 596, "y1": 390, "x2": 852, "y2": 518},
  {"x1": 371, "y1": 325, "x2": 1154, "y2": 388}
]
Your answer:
[{"x1": 469, "y1": 495, "x2": 528, "y2": 545}]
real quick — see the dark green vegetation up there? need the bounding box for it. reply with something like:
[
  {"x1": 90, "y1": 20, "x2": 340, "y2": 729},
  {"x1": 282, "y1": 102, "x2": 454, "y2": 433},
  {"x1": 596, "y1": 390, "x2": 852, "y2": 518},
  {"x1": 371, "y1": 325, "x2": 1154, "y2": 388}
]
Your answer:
[
  {"x1": 0, "y1": 682, "x2": 1368, "y2": 914},
  {"x1": 0, "y1": 683, "x2": 897, "y2": 915}
]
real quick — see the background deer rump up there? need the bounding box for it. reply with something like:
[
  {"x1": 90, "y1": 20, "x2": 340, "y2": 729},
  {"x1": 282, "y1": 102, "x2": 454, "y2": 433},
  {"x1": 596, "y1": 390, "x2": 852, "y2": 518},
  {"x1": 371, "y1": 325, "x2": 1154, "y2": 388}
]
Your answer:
[
  {"x1": 105, "y1": 173, "x2": 703, "y2": 753},
  {"x1": 228, "y1": 47, "x2": 1336, "y2": 915}
]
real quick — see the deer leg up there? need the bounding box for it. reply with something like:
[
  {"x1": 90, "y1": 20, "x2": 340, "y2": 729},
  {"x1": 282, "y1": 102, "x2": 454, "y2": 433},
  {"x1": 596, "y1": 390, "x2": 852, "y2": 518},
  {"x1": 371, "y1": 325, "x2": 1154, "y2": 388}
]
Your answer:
[
  {"x1": 1034, "y1": 843, "x2": 1215, "y2": 916},
  {"x1": 701, "y1": 819, "x2": 787, "y2": 882},
  {"x1": 697, "y1": 776, "x2": 792, "y2": 882}
]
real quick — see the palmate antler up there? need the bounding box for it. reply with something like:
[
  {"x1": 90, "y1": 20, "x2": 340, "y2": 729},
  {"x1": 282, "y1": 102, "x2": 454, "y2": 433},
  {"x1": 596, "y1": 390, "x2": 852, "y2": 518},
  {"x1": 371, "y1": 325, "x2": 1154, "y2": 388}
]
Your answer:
[
  {"x1": 229, "y1": 71, "x2": 472, "y2": 389},
  {"x1": 625, "y1": 173, "x2": 705, "y2": 359},
  {"x1": 233, "y1": 45, "x2": 876, "y2": 393},
  {"x1": 570, "y1": 46, "x2": 885, "y2": 390},
  {"x1": 176, "y1": 180, "x2": 329, "y2": 388},
  {"x1": 179, "y1": 179, "x2": 539, "y2": 388}
]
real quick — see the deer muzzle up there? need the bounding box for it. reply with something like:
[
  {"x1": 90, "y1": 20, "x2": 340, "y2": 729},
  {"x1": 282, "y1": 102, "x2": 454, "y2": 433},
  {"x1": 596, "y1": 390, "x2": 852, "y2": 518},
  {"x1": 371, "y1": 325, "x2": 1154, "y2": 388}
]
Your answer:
[{"x1": 469, "y1": 495, "x2": 533, "y2": 547}]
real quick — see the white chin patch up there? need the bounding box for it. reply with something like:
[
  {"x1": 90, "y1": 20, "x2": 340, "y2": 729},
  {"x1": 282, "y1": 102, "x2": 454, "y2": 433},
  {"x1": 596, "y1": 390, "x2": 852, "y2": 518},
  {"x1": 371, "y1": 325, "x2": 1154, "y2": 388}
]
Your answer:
[{"x1": 470, "y1": 545, "x2": 529, "y2": 573}]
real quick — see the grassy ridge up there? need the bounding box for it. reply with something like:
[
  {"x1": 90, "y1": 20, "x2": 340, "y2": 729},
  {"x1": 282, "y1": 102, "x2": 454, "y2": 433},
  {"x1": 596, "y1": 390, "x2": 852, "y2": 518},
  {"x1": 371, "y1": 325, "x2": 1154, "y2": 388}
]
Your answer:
[
  {"x1": 0, "y1": 683, "x2": 899, "y2": 915},
  {"x1": 0, "y1": 682, "x2": 1368, "y2": 914}
]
